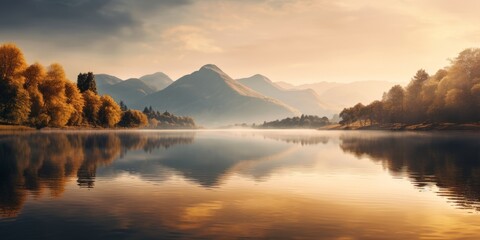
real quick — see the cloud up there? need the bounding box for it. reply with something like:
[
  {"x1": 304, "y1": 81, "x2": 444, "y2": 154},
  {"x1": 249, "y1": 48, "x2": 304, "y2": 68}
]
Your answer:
[
  {"x1": 1, "y1": 0, "x2": 480, "y2": 83},
  {"x1": 0, "y1": 0, "x2": 191, "y2": 47},
  {"x1": 162, "y1": 26, "x2": 222, "y2": 53}
]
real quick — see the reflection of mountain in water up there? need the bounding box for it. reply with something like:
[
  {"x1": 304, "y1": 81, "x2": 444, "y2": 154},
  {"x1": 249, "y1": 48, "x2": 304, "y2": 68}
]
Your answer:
[
  {"x1": 110, "y1": 131, "x2": 333, "y2": 187},
  {"x1": 107, "y1": 136, "x2": 293, "y2": 187},
  {"x1": 0, "y1": 132, "x2": 195, "y2": 217},
  {"x1": 340, "y1": 132, "x2": 480, "y2": 211}
]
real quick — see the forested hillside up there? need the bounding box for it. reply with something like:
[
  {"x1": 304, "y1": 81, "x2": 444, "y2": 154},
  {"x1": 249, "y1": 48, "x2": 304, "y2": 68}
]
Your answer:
[{"x1": 339, "y1": 49, "x2": 480, "y2": 126}]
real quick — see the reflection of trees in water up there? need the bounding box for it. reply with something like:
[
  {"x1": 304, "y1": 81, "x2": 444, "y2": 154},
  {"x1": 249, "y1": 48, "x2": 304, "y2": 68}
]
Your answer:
[
  {"x1": 115, "y1": 132, "x2": 195, "y2": 156},
  {"x1": 340, "y1": 133, "x2": 480, "y2": 211},
  {"x1": 258, "y1": 133, "x2": 330, "y2": 146},
  {"x1": 0, "y1": 131, "x2": 195, "y2": 217}
]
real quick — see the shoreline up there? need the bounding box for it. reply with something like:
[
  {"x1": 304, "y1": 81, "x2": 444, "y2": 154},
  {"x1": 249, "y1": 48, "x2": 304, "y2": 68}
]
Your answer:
[
  {"x1": 321, "y1": 123, "x2": 480, "y2": 131},
  {"x1": 0, "y1": 124, "x2": 200, "y2": 132},
  {"x1": 1, "y1": 123, "x2": 479, "y2": 132}
]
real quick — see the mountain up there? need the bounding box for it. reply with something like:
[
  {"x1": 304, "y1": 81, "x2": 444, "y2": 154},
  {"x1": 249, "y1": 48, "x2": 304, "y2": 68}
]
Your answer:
[
  {"x1": 295, "y1": 82, "x2": 344, "y2": 95},
  {"x1": 139, "y1": 72, "x2": 173, "y2": 91},
  {"x1": 95, "y1": 74, "x2": 123, "y2": 86},
  {"x1": 95, "y1": 72, "x2": 172, "y2": 105},
  {"x1": 238, "y1": 74, "x2": 333, "y2": 116},
  {"x1": 101, "y1": 78, "x2": 156, "y2": 105},
  {"x1": 275, "y1": 81, "x2": 295, "y2": 90},
  {"x1": 133, "y1": 65, "x2": 299, "y2": 126},
  {"x1": 95, "y1": 74, "x2": 123, "y2": 93},
  {"x1": 277, "y1": 80, "x2": 398, "y2": 111}
]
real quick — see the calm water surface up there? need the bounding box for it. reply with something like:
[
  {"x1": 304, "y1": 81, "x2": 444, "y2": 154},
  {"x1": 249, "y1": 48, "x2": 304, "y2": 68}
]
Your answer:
[{"x1": 0, "y1": 130, "x2": 479, "y2": 239}]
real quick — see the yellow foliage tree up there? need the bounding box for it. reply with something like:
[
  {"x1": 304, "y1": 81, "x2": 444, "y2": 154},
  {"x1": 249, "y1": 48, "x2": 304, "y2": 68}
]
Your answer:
[
  {"x1": 118, "y1": 110, "x2": 148, "y2": 128},
  {"x1": 23, "y1": 63, "x2": 46, "y2": 120},
  {"x1": 82, "y1": 90, "x2": 102, "y2": 126},
  {"x1": 98, "y1": 95, "x2": 122, "y2": 127},
  {"x1": 0, "y1": 43, "x2": 26, "y2": 81},
  {"x1": 66, "y1": 81, "x2": 84, "y2": 125},
  {"x1": 38, "y1": 64, "x2": 73, "y2": 127},
  {"x1": 0, "y1": 43, "x2": 31, "y2": 124}
]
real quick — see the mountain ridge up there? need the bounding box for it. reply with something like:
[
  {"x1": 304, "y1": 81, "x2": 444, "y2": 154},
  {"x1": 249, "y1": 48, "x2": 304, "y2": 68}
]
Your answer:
[
  {"x1": 238, "y1": 74, "x2": 333, "y2": 116},
  {"x1": 276, "y1": 80, "x2": 399, "y2": 110},
  {"x1": 96, "y1": 72, "x2": 173, "y2": 105},
  {"x1": 133, "y1": 64, "x2": 299, "y2": 126}
]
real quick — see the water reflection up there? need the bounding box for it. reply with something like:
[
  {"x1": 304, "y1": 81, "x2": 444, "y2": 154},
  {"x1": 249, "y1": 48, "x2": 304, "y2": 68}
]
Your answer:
[
  {"x1": 1, "y1": 130, "x2": 480, "y2": 239},
  {"x1": 100, "y1": 131, "x2": 316, "y2": 187},
  {"x1": 0, "y1": 131, "x2": 195, "y2": 217},
  {"x1": 253, "y1": 130, "x2": 331, "y2": 145},
  {"x1": 339, "y1": 131, "x2": 480, "y2": 211}
]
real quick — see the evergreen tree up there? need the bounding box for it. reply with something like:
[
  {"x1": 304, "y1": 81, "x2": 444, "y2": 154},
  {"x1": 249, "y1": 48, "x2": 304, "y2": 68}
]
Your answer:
[
  {"x1": 119, "y1": 101, "x2": 128, "y2": 111},
  {"x1": 77, "y1": 72, "x2": 97, "y2": 94}
]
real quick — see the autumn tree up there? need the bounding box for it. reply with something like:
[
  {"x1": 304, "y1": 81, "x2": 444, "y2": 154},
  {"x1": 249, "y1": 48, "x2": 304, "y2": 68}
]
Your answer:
[
  {"x1": 118, "y1": 110, "x2": 148, "y2": 128},
  {"x1": 339, "y1": 107, "x2": 354, "y2": 126},
  {"x1": 0, "y1": 43, "x2": 26, "y2": 81},
  {"x1": 472, "y1": 83, "x2": 480, "y2": 120},
  {"x1": 98, "y1": 95, "x2": 122, "y2": 127},
  {"x1": 368, "y1": 100, "x2": 384, "y2": 124},
  {"x1": 23, "y1": 63, "x2": 46, "y2": 120},
  {"x1": 422, "y1": 70, "x2": 444, "y2": 121},
  {"x1": 383, "y1": 85, "x2": 405, "y2": 123},
  {"x1": 405, "y1": 69, "x2": 429, "y2": 123},
  {"x1": 77, "y1": 72, "x2": 97, "y2": 94},
  {"x1": 65, "y1": 81, "x2": 84, "y2": 125},
  {"x1": 38, "y1": 64, "x2": 73, "y2": 127},
  {"x1": 0, "y1": 79, "x2": 31, "y2": 124},
  {"x1": 436, "y1": 48, "x2": 480, "y2": 122},
  {"x1": 0, "y1": 43, "x2": 31, "y2": 124},
  {"x1": 82, "y1": 90, "x2": 102, "y2": 126}
]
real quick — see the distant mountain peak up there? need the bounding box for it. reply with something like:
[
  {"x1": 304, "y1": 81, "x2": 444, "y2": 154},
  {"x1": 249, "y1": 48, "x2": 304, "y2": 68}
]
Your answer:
[
  {"x1": 139, "y1": 72, "x2": 173, "y2": 91},
  {"x1": 249, "y1": 74, "x2": 272, "y2": 82},
  {"x1": 238, "y1": 74, "x2": 277, "y2": 89},
  {"x1": 194, "y1": 64, "x2": 233, "y2": 83},
  {"x1": 141, "y1": 72, "x2": 170, "y2": 79},
  {"x1": 200, "y1": 64, "x2": 223, "y2": 73}
]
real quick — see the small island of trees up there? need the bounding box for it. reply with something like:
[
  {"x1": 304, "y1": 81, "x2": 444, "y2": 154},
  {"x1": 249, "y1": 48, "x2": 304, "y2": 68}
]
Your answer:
[
  {"x1": 339, "y1": 48, "x2": 480, "y2": 129},
  {"x1": 258, "y1": 114, "x2": 330, "y2": 129},
  {"x1": 143, "y1": 107, "x2": 196, "y2": 129}
]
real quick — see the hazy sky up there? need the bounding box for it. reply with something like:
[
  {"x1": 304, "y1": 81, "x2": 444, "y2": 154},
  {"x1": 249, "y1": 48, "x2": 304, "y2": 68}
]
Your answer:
[{"x1": 1, "y1": 0, "x2": 480, "y2": 84}]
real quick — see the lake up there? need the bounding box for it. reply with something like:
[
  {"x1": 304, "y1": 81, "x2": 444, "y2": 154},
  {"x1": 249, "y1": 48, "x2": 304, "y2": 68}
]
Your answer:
[{"x1": 0, "y1": 130, "x2": 479, "y2": 239}]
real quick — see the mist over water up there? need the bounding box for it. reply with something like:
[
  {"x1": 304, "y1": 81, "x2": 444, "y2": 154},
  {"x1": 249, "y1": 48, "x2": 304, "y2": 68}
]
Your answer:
[{"x1": 0, "y1": 130, "x2": 479, "y2": 239}]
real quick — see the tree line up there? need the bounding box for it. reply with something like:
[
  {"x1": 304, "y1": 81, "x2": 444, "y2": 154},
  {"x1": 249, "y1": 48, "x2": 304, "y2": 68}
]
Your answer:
[
  {"x1": 0, "y1": 43, "x2": 149, "y2": 128},
  {"x1": 143, "y1": 106, "x2": 196, "y2": 129},
  {"x1": 340, "y1": 48, "x2": 480, "y2": 126},
  {"x1": 258, "y1": 114, "x2": 330, "y2": 129}
]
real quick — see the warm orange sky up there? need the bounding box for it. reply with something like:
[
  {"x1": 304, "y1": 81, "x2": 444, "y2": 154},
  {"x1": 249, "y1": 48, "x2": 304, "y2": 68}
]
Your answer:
[{"x1": 2, "y1": 0, "x2": 480, "y2": 84}]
